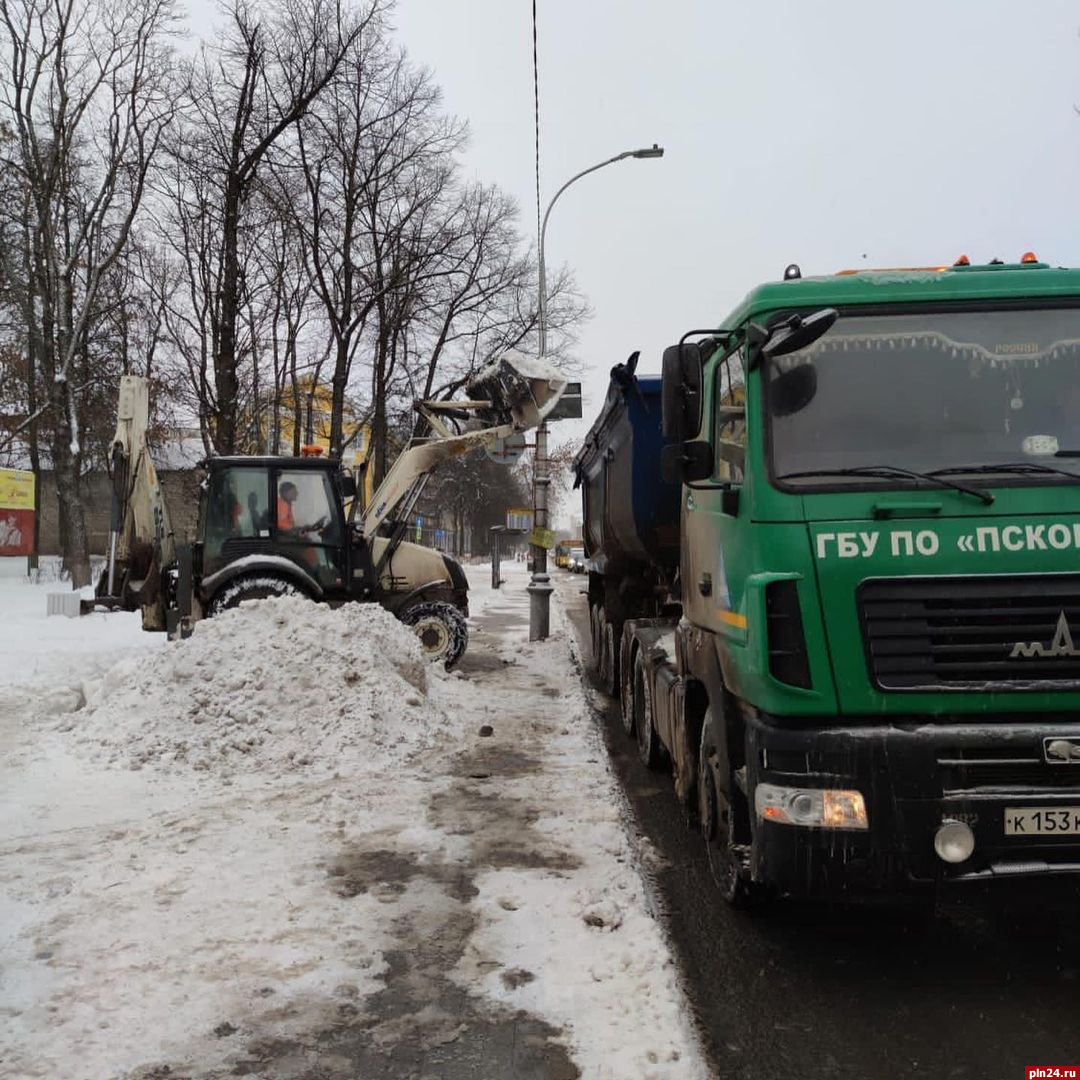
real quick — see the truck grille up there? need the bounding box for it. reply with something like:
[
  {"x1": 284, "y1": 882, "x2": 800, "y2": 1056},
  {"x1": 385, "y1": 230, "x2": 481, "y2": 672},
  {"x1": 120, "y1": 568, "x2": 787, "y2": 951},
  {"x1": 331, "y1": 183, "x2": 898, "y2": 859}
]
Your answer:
[
  {"x1": 937, "y1": 746, "x2": 1080, "y2": 792},
  {"x1": 860, "y1": 575, "x2": 1080, "y2": 691}
]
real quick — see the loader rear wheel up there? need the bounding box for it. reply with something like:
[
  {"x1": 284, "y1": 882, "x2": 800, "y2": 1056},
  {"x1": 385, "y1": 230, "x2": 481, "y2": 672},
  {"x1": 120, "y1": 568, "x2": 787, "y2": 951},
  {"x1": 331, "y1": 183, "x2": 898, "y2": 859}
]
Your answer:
[
  {"x1": 206, "y1": 574, "x2": 301, "y2": 616},
  {"x1": 400, "y1": 601, "x2": 468, "y2": 670}
]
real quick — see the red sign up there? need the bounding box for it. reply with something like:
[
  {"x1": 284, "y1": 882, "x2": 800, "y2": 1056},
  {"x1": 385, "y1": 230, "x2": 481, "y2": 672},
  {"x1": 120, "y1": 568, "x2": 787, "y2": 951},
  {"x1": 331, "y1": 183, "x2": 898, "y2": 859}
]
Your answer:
[{"x1": 0, "y1": 469, "x2": 35, "y2": 556}]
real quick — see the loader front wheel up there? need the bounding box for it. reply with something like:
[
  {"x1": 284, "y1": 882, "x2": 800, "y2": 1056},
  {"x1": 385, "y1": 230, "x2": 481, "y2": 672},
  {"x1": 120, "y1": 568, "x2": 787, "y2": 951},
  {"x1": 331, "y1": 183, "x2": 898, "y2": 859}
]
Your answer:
[
  {"x1": 206, "y1": 574, "x2": 301, "y2": 616},
  {"x1": 400, "y1": 601, "x2": 469, "y2": 670}
]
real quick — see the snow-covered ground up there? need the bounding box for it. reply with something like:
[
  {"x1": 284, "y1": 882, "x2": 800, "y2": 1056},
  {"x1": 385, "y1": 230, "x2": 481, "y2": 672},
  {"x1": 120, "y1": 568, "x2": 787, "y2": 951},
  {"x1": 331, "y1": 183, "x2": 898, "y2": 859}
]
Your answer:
[{"x1": 0, "y1": 558, "x2": 708, "y2": 1079}]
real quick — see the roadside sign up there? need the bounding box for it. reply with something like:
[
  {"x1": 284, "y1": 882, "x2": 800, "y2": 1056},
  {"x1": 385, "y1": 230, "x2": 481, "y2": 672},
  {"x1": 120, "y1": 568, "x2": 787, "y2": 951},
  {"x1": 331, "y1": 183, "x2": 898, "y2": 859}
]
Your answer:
[
  {"x1": 506, "y1": 507, "x2": 532, "y2": 531},
  {"x1": 0, "y1": 468, "x2": 34, "y2": 556},
  {"x1": 485, "y1": 431, "x2": 527, "y2": 465},
  {"x1": 528, "y1": 526, "x2": 556, "y2": 550},
  {"x1": 547, "y1": 381, "x2": 582, "y2": 422}
]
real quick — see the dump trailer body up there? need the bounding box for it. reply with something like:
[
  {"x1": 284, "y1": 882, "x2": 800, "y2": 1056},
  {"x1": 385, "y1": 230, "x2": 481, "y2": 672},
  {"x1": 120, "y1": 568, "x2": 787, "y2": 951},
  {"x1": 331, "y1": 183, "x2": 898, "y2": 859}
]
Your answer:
[
  {"x1": 575, "y1": 364, "x2": 680, "y2": 619},
  {"x1": 585, "y1": 258, "x2": 1080, "y2": 903}
]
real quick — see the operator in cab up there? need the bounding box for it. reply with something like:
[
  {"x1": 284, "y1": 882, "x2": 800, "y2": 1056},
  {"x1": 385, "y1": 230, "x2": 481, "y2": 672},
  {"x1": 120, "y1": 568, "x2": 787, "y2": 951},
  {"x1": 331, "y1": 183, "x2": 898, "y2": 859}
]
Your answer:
[{"x1": 276, "y1": 480, "x2": 326, "y2": 538}]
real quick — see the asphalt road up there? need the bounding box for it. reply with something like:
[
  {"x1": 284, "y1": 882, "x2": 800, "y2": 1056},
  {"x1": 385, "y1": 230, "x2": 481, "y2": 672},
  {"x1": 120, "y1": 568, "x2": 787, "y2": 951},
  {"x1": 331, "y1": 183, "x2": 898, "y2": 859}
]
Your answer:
[{"x1": 554, "y1": 571, "x2": 1080, "y2": 1080}]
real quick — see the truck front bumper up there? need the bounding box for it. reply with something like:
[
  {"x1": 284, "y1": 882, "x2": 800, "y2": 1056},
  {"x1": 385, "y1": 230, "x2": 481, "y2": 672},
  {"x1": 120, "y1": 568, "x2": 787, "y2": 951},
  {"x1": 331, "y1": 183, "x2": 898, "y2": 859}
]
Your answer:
[{"x1": 745, "y1": 711, "x2": 1080, "y2": 897}]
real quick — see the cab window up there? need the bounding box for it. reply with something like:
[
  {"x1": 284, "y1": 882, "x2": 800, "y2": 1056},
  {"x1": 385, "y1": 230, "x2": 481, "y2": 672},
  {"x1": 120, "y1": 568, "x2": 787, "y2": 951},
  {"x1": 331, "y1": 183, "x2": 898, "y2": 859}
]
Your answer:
[
  {"x1": 274, "y1": 469, "x2": 342, "y2": 587},
  {"x1": 203, "y1": 467, "x2": 271, "y2": 574},
  {"x1": 714, "y1": 351, "x2": 746, "y2": 483}
]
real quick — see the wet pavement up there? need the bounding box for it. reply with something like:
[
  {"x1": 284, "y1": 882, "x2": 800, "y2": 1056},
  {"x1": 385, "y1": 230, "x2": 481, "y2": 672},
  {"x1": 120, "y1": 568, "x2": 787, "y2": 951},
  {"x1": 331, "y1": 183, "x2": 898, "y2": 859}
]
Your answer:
[{"x1": 555, "y1": 571, "x2": 1080, "y2": 1080}]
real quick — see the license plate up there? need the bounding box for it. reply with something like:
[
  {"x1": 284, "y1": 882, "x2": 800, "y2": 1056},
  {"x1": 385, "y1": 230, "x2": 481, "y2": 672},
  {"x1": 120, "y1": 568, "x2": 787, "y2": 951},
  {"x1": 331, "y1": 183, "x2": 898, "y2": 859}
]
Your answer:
[{"x1": 1004, "y1": 807, "x2": 1080, "y2": 836}]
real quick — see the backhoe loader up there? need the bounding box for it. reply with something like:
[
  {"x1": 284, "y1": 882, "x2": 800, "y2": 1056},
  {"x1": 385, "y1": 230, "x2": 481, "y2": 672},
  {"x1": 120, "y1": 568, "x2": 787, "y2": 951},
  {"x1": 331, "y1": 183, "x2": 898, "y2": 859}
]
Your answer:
[{"x1": 90, "y1": 353, "x2": 565, "y2": 667}]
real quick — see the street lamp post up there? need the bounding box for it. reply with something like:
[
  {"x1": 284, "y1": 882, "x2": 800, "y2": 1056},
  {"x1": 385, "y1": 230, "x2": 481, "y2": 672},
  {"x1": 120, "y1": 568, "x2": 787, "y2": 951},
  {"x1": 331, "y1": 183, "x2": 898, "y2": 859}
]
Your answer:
[{"x1": 528, "y1": 144, "x2": 664, "y2": 642}]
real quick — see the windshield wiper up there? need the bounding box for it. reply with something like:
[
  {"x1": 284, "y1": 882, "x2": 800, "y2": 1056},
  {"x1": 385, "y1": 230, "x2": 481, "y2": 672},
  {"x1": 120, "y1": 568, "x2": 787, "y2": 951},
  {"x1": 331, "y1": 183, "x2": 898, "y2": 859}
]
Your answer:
[
  {"x1": 776, "y1": 465, "x2": 994, "y2": 504},
  {"x1": 929, "y1": 462, "x2": 1080, "y2": 482}
]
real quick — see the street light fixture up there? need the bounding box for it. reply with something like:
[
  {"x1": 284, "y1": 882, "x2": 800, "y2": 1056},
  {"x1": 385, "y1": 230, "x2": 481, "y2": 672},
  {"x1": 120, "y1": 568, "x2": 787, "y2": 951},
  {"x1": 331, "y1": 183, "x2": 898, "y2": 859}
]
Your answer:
[{"x1": 528, "y1": 143, "x2": 665, "y2": 642}]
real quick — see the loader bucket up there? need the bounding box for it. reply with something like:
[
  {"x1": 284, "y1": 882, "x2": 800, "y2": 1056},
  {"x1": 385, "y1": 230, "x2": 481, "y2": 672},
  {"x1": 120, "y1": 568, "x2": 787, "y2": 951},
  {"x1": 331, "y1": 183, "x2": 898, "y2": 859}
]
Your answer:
[{"x1": 466, "y1": 351, "x2": 567, "y2": 431}]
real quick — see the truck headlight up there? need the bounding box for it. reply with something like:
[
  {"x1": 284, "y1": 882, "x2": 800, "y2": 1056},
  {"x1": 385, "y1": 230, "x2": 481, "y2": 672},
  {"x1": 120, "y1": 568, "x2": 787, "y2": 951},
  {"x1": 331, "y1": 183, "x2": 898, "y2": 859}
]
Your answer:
[{"x1": 755, "y1": 783, "x2": 869, "y2": 830}]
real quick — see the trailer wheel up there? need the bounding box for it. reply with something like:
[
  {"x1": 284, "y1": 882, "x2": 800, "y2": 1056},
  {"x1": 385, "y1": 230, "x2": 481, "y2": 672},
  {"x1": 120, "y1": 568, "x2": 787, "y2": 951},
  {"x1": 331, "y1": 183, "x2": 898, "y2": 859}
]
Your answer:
[
  {"x1": 633, "y1": 650, "x2": 663, "y2": 770},
  {"x1": 602, "y1": 621, "x2": 619, "y2": 697},
  {"x1": 206, "y1": 573, "x2": 301, "y2": 616},
  {"x1": 698, "y1": 709, "x2": 759, "y2": 908},
  {"x1": 620, "y1": 642, "x2": 637, "y2": 737},
  {"x1": 593, "y1": 605, "x2": 606, "y2": 674},
  {"x1": 400, "y1": 600, "x2": 469, "y2": 670}
]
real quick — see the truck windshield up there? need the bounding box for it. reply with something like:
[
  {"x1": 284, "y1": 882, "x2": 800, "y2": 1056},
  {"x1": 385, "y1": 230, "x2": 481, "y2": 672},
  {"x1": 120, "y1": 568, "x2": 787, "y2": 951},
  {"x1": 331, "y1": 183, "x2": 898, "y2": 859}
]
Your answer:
[{"x1": 767, "y1": 307, "x2": 1080, "y2": 486}]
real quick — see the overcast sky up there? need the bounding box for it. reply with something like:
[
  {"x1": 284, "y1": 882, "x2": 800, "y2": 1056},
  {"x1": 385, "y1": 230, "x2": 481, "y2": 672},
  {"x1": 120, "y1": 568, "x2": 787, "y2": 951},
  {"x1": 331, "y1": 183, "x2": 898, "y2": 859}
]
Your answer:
[{"x1": 393, "y1": 0, "x2": 1080, "y2": 456}]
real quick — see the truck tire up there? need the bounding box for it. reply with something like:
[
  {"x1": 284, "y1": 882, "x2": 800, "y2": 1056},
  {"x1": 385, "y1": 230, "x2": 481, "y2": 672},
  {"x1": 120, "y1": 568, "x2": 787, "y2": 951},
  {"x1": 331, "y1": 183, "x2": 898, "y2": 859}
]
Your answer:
[
  {"x1": 602, "y1": 621, "x2": 619, "y2": 697},
  {"x1": 620, "y1": 642, "x2": 637, "y2": 737},
  {"x1": 633, "y1": 650, "x2": 664, "y2": 770},
  {"x1": 400, "y1": 600, "x2": 469, "y2": 670},
  {"x1": 698, "y1": 708, "x2": 760, "y2": 908},
  {"x1": 593, "y1": 605, "x2": 606, "y2": 675},
  {"x1": 206, "y1": 573, "x2": 302, "y2": 616}
]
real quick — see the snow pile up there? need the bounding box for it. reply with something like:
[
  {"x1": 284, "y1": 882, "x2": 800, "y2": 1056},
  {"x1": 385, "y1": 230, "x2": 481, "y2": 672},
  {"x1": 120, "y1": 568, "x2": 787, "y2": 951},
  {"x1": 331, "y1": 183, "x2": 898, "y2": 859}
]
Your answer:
[
  {"x1": 68, "y1": 595, "x2": 446, "y2": 777},
  {"x1": 0, "y1": 556, "x2": 161, "y2": 689}
]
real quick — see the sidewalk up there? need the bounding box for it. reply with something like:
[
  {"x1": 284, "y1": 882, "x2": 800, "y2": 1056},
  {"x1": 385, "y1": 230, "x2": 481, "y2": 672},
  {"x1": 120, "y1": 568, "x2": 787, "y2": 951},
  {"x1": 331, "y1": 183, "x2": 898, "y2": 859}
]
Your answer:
[{"x1": 0, "y1": 561, "x2": 708, "y2": 1079}]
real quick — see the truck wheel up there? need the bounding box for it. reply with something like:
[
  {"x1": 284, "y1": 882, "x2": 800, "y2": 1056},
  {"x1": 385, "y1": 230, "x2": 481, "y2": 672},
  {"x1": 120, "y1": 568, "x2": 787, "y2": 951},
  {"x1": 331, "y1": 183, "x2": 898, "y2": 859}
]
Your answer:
[
  {"x1": 400, "y1": 600, "x2": 469, "y2": 670},
  {"x1": 206, "y1": 574, "x2": 300, "y2": 616},
  {"x1": 593, "y1": 606, "x2": 606, "y2": 675},
  {"x1": 633, "y1": 650, "x2": 663, "y2": 770},
  {"x1": 698, "y1": 709, "x2": 759, "y2": 908},
  {"x1": 620, "y1": 643, "x2": 637, "y2": 737},
  {"x1": 602, "y1": 621, "x2": 619, "y2": 697}
]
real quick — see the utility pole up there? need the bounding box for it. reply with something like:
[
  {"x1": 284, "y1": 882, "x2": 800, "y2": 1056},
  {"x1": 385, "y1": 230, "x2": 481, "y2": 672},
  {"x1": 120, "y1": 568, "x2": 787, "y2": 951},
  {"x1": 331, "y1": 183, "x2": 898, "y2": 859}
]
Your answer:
[{"x1": 527, "y1": 144, "x2": 664, "y2": 642}]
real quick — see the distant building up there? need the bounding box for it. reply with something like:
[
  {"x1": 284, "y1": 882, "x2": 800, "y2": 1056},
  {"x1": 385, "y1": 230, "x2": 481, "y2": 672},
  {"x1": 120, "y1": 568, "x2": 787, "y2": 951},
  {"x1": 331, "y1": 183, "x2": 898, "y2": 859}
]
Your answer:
[{"x1": 257, "y1": 379, "x2": 373, "y2": 508}]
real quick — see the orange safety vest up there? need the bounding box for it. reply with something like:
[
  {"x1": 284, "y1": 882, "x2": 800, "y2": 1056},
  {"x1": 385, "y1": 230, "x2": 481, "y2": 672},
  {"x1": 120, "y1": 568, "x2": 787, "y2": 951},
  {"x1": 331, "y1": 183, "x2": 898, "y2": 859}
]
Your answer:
[
  {"x1": 277, "y1": 497, "x2": 295, "y2": 532},
  {"x1": 277, "y1": 495, "x2": 320, "y2": 570}
]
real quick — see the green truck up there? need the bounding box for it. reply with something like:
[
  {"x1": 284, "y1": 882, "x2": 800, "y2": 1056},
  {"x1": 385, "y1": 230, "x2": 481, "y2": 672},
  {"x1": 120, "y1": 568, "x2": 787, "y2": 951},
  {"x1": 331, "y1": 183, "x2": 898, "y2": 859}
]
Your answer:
[{"x1": 577, "y1": 254, "x2": 1080, "y2": 904}]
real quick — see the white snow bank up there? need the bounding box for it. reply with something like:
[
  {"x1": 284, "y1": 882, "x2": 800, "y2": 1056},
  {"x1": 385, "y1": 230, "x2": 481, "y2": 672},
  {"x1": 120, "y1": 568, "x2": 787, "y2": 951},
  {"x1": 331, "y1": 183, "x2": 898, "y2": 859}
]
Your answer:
[
  {"x1": 69, "y1": 594, "x2": 443, "y2": 778},
  {"x1": 0, "y1": 557, "x2": 160, "y2": 689}
]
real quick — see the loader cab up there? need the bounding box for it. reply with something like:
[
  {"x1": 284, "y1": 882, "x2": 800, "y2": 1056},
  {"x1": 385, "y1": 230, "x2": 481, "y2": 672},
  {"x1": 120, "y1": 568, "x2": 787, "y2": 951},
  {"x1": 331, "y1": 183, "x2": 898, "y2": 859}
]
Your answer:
[{"x1": 199, "y1": 456, "x2": 356, "y2": 598}]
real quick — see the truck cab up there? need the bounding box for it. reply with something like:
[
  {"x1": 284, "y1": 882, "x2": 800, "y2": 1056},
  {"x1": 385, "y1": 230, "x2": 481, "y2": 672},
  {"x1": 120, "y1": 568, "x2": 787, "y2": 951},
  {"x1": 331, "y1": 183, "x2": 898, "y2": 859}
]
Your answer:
[{"x1": 602, "y1": 257, "x2": 1080, "y2": 902}]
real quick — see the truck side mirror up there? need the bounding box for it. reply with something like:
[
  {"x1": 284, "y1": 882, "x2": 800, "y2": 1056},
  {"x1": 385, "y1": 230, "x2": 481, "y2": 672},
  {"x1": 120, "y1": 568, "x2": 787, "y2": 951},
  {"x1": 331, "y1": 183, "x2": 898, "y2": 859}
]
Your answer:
[
  {"x1": 747, "y1": 307, "x2": 838, "y2": 368},
  {"x1": 662, "y1": 342, "x2": 704, "y2": 441},
  {"x1": 339, "y1": 474, "x2": 358, "y2": 498},
  {"x1": 661, "y1": 440, "x2": 713, "y2": 484}
]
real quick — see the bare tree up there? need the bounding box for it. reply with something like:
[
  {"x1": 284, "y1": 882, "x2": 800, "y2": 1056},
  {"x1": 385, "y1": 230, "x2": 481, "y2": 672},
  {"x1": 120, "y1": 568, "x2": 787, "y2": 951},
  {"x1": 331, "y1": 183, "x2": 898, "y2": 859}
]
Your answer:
[
  {"x1": 0, "y1": 0, "x2": 178, "y2": 583},
  {"x1": 165, "y1": 0, "x2": 376, "y2": 453},
  {"x1": 288, "y1": 40, "x2": 464, "y2": 471}
]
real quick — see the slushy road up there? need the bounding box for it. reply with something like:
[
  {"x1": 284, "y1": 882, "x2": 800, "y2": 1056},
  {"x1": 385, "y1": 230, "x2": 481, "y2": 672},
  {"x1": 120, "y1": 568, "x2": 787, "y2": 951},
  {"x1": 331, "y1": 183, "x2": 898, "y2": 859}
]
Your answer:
[{"x1": 555, "y1": 571, "x2": 1080, "y2": 1080}]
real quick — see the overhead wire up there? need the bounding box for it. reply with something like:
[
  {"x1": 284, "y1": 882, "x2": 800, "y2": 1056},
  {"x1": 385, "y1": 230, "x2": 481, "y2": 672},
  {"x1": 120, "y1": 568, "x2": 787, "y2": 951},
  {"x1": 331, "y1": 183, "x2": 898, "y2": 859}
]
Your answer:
[{"x1": 532, "y1": 0, "x2": 541, "y2": 250}]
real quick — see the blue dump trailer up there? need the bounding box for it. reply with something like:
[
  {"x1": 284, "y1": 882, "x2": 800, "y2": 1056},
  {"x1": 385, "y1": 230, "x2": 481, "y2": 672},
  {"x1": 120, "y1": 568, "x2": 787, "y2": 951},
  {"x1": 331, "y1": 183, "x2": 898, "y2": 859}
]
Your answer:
[{"x1": 574, "y1": 353, "x2": 681, "y2": 696}]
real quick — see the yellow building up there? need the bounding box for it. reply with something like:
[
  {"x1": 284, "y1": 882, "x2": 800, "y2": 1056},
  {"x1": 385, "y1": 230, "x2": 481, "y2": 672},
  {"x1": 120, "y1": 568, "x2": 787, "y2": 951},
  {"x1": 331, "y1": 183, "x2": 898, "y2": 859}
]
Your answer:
[{"x1": 261, "y1": 380, "x2": 374, "y2": 507}]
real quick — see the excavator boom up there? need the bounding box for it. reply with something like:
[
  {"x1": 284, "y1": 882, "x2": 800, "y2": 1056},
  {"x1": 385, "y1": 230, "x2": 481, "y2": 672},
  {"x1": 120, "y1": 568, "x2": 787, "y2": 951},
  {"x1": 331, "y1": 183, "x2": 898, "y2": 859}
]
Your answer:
[{"x1": 98, "y1": 376, "x2": 177, "y2": 630}]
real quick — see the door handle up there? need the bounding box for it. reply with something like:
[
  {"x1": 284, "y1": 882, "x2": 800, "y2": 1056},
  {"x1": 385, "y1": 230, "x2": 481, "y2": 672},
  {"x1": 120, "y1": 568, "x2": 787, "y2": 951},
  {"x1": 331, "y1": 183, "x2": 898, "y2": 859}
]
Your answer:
[{"x1": 698, "y1": 572, "x2": 712, "y2": 597}]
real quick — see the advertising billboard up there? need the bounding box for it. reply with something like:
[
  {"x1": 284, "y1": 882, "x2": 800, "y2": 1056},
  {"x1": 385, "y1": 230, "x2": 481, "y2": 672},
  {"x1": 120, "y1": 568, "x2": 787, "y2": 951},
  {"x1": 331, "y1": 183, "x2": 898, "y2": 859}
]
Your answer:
[{"x1": 0, "y1": 469, "x2": 35, "y2": 556}]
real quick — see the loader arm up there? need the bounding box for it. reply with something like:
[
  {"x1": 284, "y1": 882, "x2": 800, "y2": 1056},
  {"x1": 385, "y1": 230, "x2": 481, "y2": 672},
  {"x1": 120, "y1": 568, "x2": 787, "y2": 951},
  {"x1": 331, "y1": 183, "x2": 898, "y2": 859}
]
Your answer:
[
  {"x1": 361, "y1": 351, "x2": 566, "y2": 540},
  {"x1": 361, "y1": 419, "x2": 515, "y2": 540}
]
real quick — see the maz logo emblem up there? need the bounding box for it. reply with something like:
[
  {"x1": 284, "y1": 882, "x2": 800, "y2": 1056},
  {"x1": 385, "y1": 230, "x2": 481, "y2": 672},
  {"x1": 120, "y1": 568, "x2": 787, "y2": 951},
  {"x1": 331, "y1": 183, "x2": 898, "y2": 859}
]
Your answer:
[
  {"x1": 1010, "y1": 612, "x2": 1080, "y2": 659},
  {"x1": 1044, "y1": 737, "x2": 1080, "y2": 764}
]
